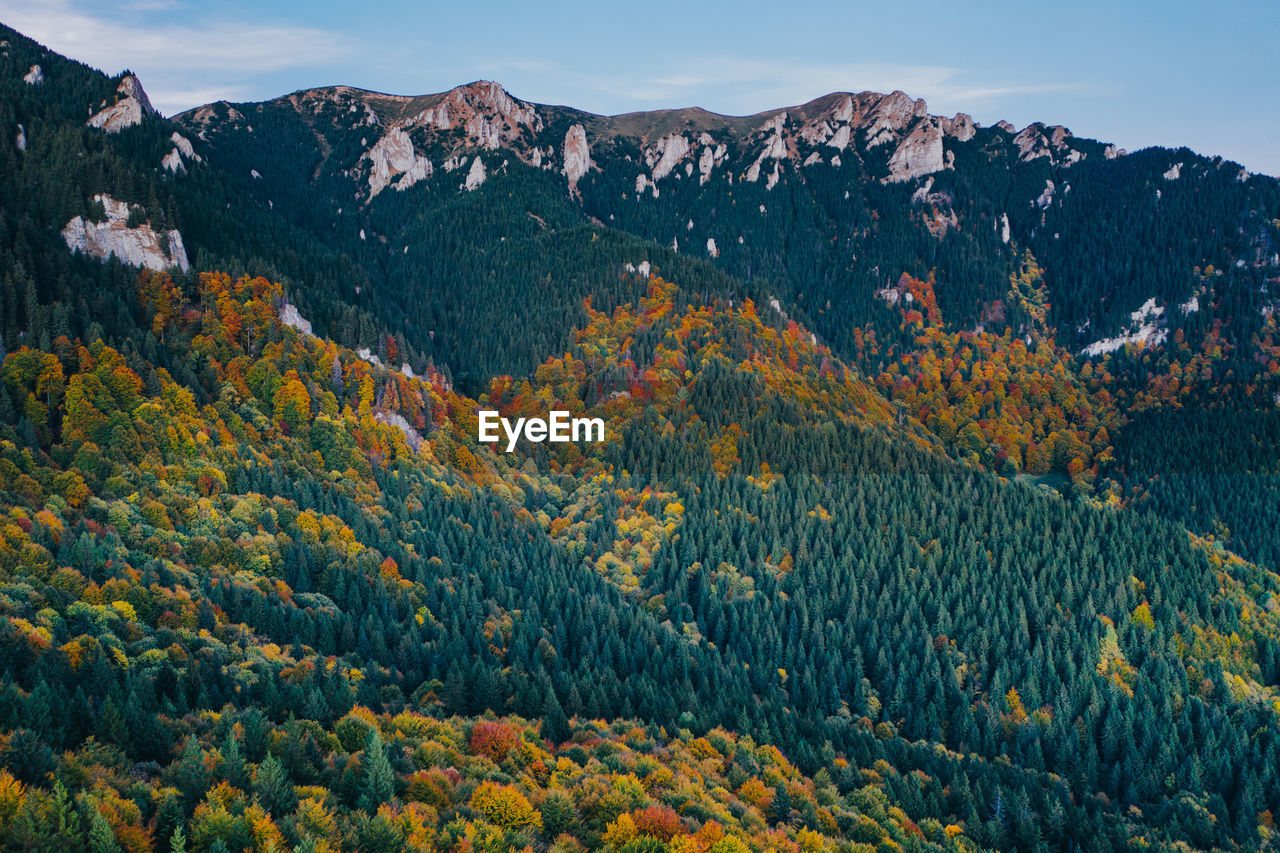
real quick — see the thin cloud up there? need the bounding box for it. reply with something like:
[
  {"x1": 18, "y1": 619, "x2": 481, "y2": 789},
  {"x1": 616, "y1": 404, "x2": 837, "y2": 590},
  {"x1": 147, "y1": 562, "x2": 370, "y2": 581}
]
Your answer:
[
  {"x1": 1, "y1": 1, "x2": 350, "y2": 71},
  {"x1": 472, "y1": 55, "x2": 1086, "y2": 120},
  {"x1": 121, "y1": 0, "x2": 180, "y2": 10},
  {"x1": 0, "y1": 0, "x2": 352, "y2": 111},
  {"x1": 146, "y1": 86, "x2": 251, "y2": 116},
  {"x1": 943, "y1": 82, "x2": 1093, "y2": 102}
]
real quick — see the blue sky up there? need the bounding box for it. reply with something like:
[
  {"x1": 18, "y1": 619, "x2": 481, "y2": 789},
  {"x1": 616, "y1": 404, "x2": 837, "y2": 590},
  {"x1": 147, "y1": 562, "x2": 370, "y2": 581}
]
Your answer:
[{"x1": 4, "y1": 0, "x2": 1278, "y2": 174}]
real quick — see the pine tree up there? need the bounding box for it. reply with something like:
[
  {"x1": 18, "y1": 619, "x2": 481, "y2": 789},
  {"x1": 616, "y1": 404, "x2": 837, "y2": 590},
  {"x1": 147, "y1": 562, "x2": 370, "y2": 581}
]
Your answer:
[
  {"x1": 221, "y1": 731, "x2": 247, "y2": 789},
  {"x1": 255, "y1": 754, "x2": 296, "y2": 816},
  {"x1": 86, "y1": 805, "x2": 120, "y2": 853},
  {"x1": 173, "y1": 736, "x2": 209, "y2": 809},
  {"x1": 356, "y1": 812, "x2": 405, "y2": 853},
  {"x1": 358, "y1": 730, "x2": 395, "y2": 813}
]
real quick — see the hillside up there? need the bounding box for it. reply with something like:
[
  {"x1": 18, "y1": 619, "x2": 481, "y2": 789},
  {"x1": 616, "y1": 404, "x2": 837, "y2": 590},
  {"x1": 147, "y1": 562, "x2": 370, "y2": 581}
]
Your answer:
[{"x1": 3, "y1": 20, "x2": 1280, "y2": 853}]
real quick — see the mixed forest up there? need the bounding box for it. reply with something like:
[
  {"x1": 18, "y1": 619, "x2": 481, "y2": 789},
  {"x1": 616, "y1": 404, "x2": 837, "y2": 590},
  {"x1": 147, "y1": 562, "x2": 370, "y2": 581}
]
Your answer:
[{"x1": 2, "y1": 21, "x2": 1280, "y2": 853}]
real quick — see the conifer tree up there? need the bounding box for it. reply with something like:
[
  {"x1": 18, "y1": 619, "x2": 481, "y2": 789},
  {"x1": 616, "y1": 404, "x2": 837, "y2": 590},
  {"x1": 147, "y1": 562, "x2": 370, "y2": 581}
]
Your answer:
[
  {"x1": 358, "y1": 731, "x2": 395, "y2": 813},
  {"x1": 255, "y1": 754, "x2": 296, "y2": 816}
]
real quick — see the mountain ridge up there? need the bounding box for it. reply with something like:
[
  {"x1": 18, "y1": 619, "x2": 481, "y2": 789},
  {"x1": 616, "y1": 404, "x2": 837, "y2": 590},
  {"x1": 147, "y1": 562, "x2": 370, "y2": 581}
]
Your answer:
[
  {"x1": 178, "y1": 79, "x2": 1077, "y2": 164},
  {"x1": 176, "y1": 77, "x2": 1082, "y2": 192}
]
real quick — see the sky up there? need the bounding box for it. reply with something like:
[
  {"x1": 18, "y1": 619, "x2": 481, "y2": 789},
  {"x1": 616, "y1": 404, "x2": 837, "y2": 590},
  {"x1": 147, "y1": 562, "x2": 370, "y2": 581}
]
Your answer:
[{"x1": 3, "y1": 0, "x2": 1278, "y2": 175}]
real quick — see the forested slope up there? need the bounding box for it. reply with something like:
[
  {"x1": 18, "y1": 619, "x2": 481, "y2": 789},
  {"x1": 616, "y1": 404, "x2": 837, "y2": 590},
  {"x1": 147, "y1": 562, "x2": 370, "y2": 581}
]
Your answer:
[
  {"x1": 0, "y1": 269, "x2": 1276, "y2": 851},
  {"x1": 3, "y1": 20, "x2": 1280, "y2": 853}
]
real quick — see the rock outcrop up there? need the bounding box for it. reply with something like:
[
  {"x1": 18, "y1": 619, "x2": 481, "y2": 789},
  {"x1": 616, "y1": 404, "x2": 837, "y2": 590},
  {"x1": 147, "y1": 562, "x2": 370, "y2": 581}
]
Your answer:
[
  {"x1": 352, "y1": 82, "x2": 542, "y2": 196},
  {"x1": 648, "y1": 133, "x2": 690, "y2": 181},
  {"x1": 1012, "y1": 123, "x2": 1084, "y2": 165},
  {"x1": 362, "y1": 127, "x2": 433, "y2": 196},
  {"x1": 279, "y1": 303, "x2": 314, "y2": 337},
  {"x1": 1034, "y1": 179, "x2": 1056, "y2": 209},
  {"x1": 939, "y1": 112, "x2": 976, "y2": 141},
  {"x1": 23, "y1": 64, "x2": 43, "y2": 85},
  {"x1": 62, "y1": 195, "x2": 189, "y2": 272},
  {"x1": 88, "y1": 74, "x2": 157, "y2": 133},
  {"x1": 886, "y1": 120, "x2": 944, "y2": 182},
  {"x1": 780, "y1": 92, "x2": 975, "y2": 185},
  {"x1": 1082, "y1": 298, "x2": 1167, "y2": 356},
  {"x1": 162, "y1": 149, "x2": 185, "y2": 174},
  {"x1": 562, "y1": 124, "x2": 591, "y2": 195},
  {"x1": 161, "y1": 132, "x2": 200, "y2": 175},
  {"x1": 464, "y1": 156, "x2": 486, "y2": 191},
  {"x1": 170, "y1": 132, "x2": 198, "y2": 161},
  {"x1": 409, "y1": 81, "x2": 542, "y2": 151}
]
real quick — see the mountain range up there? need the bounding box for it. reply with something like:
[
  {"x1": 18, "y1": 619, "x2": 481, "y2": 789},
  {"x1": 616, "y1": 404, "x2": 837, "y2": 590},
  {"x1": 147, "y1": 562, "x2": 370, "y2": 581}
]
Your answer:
[{"x1": 2, "y1": 21, "x2": 1280, "y2": 853}]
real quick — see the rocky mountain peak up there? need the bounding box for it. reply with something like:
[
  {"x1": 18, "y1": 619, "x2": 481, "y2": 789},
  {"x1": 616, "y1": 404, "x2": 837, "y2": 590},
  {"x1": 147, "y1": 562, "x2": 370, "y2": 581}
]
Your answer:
[
  {"x1": 862, "y1": 90, "x2": 930, "y2": 133},
  {"x1": 87, "y1": 73, "x2": 157, "y2": 133},
  {"x1": 408, "y1": 80, "x2": 542, "y2": 150},
  {"x1": 1013, "y1": 122, "x2": 1084, "y2": 164}
]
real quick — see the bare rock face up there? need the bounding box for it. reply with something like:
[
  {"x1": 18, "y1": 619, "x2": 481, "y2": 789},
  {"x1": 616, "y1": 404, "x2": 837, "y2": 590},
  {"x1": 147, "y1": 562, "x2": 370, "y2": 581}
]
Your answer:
[
  {"x1": 1013, "y1": 125, "x2": 1051, "y2": 161},
  {"x1": 826, "y1": 124, "x2": 852, "y2": 151},
  {"x1": 1012, "y1": 123, "x2": 1082, "y2": 165},
  {"x1": 464, "y1": 156, "x2": 486, "y2": 191},
  {"x1": 170, "y1": 132, "x2": 199, "y2": 161},
  {"x1": 864, "y1": 91, "x2": 929, "y2": 138},
  {"x1": 649, "y1": 133, "x2": 690, "y2": 181},
  {"x1": 1034, "y1": 179, "x2": 1056, "y2": 209},
  {"x1": 363, "y1": 127, "x2": 423, "y2": 196},
  {"x1": 886, "y1": 119, "x2": 944, "y2": 182},
  {"x1": 396, "y1": 156, "x2": 432, "y2": 190},
  {"x1": 786, "y1": 91, "x2": 965, "y2": 186},
  {"x1": 795, "y1": 91, "x2": 925, "y2": 153},
  {"x1": 162, "y1": 149, "x2": 185, "y2": 174},
  {"x1": 799, "y1": 119, "x2": 833, "y2": 146},
  {"x1": 940, "y1": 113, "x2": 976, "y2": 142},
  {"x1": 23, "y1": 64, "x2": 43, "y2": 85},
  {"x1": 62, "y1": 195, "x2": 189, "y2": 272},
  {"x1": 355, "y1": 82, "x2": 538, "y2": 195},
  {"x1": 755, "y1": 113, "x2": 789, "y2": 160},
  {"x1": 1081, "y1": 298, "x2": 1167, "y2": 356},
  {"x1": 698, "y1": 146, "x2": 716, "y2": 185},
  {"x1": 14, "y1": 124, "x2": 24, "y2": 152},
  {"x1": 744, "y1": 114, "x2": 790, "y2": 183},
  {"x1": 162, "y1": 132, "x2": 201, "y2": 175},
  {"x1": 162, "y1": 133, "x2": 201, "y2": 175},
  {"x1": 562, "y1": 124, "x2": 591, "y2": 195},
  {"x1": 411, "y1": 81, "x2": 542, "y2": 151},
  {"x1": 279, "y1": 303, "x2": 314, "y2": 337},
  {"x1": 88, "y1": 74, "x2": 157, "y2": 133}
]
